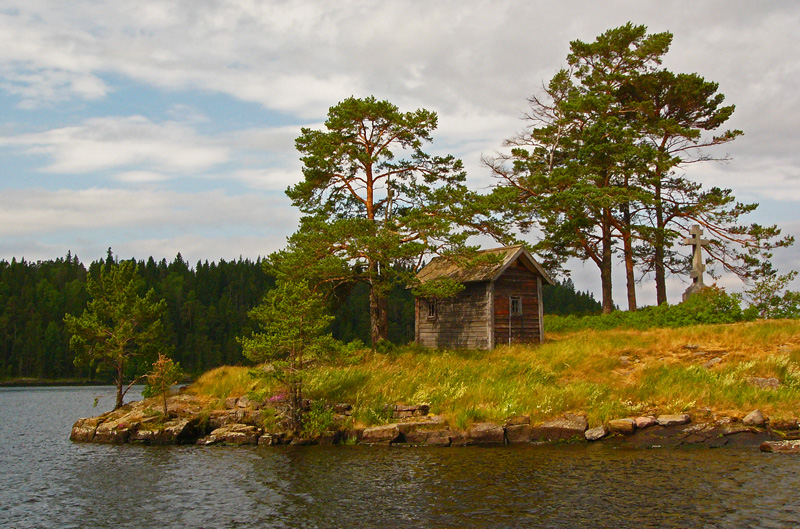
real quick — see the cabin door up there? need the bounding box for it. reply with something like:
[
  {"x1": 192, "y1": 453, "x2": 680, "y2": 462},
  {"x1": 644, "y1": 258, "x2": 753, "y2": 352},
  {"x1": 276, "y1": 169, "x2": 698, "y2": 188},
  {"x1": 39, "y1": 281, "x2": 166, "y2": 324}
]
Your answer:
[{"x1": 508, "y1": 295, "x2": 523, "y2": 344}]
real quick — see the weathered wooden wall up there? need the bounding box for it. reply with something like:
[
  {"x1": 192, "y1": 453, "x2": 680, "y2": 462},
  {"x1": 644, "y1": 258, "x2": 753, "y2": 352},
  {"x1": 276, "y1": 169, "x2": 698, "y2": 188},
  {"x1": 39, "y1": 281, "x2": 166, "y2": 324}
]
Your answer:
[
  {"x1": 416, "y1": 282, "x2": 491, "y2": 349},
  {"x1": 492, "y1": 260, "x2": 541, "y2": 346}
]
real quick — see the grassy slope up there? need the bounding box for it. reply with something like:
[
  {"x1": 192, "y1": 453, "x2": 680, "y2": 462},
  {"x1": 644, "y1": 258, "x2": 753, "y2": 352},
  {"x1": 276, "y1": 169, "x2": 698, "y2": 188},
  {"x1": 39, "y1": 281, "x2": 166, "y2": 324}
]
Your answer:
[{"x1": 190, "y1": 320, "x2": 800, "y2": 429}]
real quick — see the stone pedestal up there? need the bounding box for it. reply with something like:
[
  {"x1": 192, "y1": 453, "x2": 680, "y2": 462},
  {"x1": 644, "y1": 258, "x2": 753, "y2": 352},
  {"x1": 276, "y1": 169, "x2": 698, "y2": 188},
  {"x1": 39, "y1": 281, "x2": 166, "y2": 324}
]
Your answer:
[{"x1": 682, "y1": 281, "x2": 707, "y2": 302}]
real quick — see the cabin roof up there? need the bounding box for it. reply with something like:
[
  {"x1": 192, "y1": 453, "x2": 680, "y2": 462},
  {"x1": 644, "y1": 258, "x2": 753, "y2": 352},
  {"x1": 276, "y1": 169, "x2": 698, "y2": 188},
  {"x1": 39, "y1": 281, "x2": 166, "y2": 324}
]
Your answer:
[{"x1": 416, "y1": 245, "x2": 554, "y2": 285}]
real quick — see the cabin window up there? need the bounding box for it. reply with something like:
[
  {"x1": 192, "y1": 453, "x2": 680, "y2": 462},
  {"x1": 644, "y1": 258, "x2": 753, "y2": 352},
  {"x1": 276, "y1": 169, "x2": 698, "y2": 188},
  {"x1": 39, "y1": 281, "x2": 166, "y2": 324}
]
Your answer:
[
  {"x1": 510, "y1": 296, "x2": 522, "y2": 316},
  {"x1": 427, "y1": 300, "x2": 437, "y2": 320}
]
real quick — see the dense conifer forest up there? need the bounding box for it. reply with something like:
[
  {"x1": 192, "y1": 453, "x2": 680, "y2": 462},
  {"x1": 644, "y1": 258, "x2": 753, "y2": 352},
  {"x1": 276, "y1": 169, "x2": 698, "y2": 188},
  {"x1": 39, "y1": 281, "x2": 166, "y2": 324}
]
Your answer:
[{"x1": 0, "y1": 252, "x2": 599, "y2": 381}]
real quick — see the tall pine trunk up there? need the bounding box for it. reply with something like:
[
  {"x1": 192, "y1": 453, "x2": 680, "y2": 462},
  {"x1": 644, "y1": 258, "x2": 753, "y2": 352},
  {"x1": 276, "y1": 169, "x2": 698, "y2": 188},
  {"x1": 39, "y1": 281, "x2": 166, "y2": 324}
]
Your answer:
[
  {"x1": 654, "y1": 179, "x2": 667, "y2": 305},
  {"x1": 601, "y1": 210, "x2": 615, "y2": 314},
  {"x1": 623, "y1": 232, "x2": 637, "y2": 311},
  {"x1": 622, "y1": 198, "x2": 637, "y2": 311},
  {"x1": 368, "y1": 260, "x2": 389, "y2": 346}
]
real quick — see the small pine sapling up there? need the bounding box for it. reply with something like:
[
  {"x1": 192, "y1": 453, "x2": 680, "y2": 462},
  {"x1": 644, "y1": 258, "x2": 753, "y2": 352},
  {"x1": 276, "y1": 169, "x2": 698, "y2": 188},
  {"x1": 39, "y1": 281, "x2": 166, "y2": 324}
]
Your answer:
[{"x1": 143, "y1": 353, "x2": 183, "y2": 416}]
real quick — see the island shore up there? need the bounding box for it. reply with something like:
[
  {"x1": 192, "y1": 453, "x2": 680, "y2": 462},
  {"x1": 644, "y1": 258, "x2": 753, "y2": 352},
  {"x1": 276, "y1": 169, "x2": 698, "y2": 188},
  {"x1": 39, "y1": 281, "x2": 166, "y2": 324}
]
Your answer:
[
  {"x1": 70, "y1": 320, "x2": 800, "y2": 451},
  {"x1": 70, "y1": 391, "x2": 800, "y2": 451}
]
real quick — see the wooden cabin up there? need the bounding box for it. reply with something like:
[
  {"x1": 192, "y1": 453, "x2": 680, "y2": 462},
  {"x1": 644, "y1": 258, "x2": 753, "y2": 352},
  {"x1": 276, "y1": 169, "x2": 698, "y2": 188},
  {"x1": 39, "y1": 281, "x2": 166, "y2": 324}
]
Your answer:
[{"x1": 414, "y1": 245, "x2": 553, "y2": 350}]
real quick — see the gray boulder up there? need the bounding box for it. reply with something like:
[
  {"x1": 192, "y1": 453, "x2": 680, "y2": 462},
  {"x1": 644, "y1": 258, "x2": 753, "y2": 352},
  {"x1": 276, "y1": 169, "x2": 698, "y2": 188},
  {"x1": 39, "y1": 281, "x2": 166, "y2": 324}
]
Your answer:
[
  {"x1": 585, "y1": 425, "x2": 608, "y2": 442},
  {"x1": 635, "y1": 416, "x2": 657, "y2": 429},
  {"x1": 743, "y1": 409, "x2": 766, "y2": 427},
  {"x1": 608, "y1": 418, "x2": 636, "y2": 435}
]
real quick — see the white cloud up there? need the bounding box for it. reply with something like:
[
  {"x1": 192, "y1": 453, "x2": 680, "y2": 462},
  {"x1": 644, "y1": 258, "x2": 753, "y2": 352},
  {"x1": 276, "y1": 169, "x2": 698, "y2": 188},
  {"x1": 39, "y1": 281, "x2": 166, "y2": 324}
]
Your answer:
[
  {"x1": 0, "y1": 67, "x2": 107, "y2": 107},
  {"x1": 226, "y1": 168, "x2": 301, "y2": 192},
  {"x1": 1, "y1": 0, "x2": 799, "y2": 307},
  {"x1": 0, "y1": 2, "x2": 794, "y2": 117},
  {"x1": 115, "y1": 170, "x2": 169, "y2": 183},
  {"x1": 0, "y1": 115, "x2": 229, "y2": 174},
  {"x1": 0, "y1": 187, "x2": 297, "y2": 236},
  {"x1": 225, "y1": 124, "x2": 305, "y2": 156}
]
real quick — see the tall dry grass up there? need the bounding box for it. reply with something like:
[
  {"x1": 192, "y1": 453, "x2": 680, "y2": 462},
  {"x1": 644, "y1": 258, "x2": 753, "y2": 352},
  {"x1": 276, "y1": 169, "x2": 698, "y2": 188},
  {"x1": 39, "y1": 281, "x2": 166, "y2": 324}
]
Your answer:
[{"x1": 190, "y1": 320, "x2": 800, "y2": 427}]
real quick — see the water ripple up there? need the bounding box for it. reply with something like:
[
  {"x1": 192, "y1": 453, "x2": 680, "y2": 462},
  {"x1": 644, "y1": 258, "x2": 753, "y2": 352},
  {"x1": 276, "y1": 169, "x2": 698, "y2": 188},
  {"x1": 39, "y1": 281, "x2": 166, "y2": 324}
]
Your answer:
[{"x1": 2, "y1": 387, "x2": 800, "y2": 528}]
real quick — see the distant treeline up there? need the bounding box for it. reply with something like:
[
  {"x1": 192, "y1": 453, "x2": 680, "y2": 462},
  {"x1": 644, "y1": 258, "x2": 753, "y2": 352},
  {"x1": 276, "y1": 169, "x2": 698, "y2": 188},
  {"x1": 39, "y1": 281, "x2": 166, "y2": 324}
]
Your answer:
[
  {"x1": 542, "y1": 278, "x2": 603, "y2": 316},
  {"x1": 0, "y1": 252, "x2": 599, "y2": 380}
]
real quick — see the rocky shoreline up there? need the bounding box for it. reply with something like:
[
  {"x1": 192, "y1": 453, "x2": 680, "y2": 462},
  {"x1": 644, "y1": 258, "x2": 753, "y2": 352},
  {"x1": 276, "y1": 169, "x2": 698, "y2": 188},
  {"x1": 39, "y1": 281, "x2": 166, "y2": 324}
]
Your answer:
[{"x1": 70, "y1": 393, "x2": 800, "y2": 452}]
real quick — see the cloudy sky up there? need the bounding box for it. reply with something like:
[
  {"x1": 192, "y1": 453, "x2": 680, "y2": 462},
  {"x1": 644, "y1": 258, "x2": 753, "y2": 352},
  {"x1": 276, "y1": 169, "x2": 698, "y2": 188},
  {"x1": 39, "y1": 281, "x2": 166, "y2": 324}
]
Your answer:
[{"x1": 1, "y1": 0, "x2": 798, "y2": 306}]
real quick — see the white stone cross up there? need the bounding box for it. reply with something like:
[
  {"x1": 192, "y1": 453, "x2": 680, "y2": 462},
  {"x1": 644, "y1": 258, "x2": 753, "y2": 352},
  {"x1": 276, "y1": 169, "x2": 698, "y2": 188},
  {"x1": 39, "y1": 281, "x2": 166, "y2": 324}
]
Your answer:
[{"x1": 682, "y1": 224, "x2": 710, "y2": 286}]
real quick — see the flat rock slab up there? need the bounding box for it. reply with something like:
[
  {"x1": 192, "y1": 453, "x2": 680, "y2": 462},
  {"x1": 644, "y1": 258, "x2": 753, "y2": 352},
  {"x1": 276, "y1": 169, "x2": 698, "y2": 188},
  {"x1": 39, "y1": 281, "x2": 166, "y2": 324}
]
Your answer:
[
  {"x1": 198, "y1": 424, "x2": 262, "y2": 445},
  {"x1": 656, "y1": 414, "x2": 691, "y2": 427},
  {"x1": 531, "y1": 413, "x2": 587, "y2": 442},
  {"x1": 360, "y1": 424, "x2": 400, "y2": 444},
  {"x1": 612, "y1": 422, "x2": 778, "y2": 448},
  {"x1": 209, "y1": 409, "x2": 263, "y2": 429},
  {"x1": 388, "y1": 404, "x2": 430, "y2": 419},
  {"x1": 468, "y1": 422, "x2": 505, "y2": 444},
  {"x1": 506, "y1": 424, "x2": 532, "y2": 444},
  {"x1": 761, "y1": 440, "x2": 800, "y2": 454},
  {"x1": 404, "y1": 429, "x2": 460, "y2": 447},
  {"x1": 71, "y1": 394, "x2": 214, "y2": 445},
  {"x1": 94, "y1": 418, "x2": 138, "y2": 444},
  {"x1": 129, "y1": 418, "x2": 200, "y2": 445}
]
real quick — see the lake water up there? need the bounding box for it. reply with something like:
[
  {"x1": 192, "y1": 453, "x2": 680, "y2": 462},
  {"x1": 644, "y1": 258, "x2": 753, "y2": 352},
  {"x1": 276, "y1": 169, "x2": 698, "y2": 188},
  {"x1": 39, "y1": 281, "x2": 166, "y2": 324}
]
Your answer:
[{"x1": 1, "y1": 386, "x2": 799, "y2": 528}]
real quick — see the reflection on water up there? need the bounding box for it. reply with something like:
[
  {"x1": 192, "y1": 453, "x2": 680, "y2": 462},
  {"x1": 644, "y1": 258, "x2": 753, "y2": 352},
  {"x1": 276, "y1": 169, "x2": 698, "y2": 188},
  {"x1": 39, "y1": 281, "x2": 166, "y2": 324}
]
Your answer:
[{"x1": 2, "y1": 386, "x2": 799, "y2": 528}]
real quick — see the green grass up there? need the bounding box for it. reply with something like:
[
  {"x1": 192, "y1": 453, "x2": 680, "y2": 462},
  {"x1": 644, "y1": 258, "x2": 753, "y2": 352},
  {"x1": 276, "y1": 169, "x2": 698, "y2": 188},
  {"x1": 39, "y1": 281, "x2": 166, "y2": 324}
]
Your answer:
[
  {"x1": 189, "y1": 319, "x2": 800, "y2": 428},
  {"x1": 191, "y1": 366, "x2": 258, "y2": 402}
]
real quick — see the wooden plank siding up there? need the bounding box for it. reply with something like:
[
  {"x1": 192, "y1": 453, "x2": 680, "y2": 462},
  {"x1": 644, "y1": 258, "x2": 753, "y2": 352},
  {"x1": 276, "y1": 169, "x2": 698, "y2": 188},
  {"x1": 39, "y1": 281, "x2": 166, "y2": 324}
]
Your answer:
[
  {"x1": 492, "y1": 261, "x2": 541, "y2": 346},
  {"x1": 414, "y1": 246, "x2": 551, "y2": 350},
  {"x1": 416, "y1": 282, "x2": 491, "y2": 349}
]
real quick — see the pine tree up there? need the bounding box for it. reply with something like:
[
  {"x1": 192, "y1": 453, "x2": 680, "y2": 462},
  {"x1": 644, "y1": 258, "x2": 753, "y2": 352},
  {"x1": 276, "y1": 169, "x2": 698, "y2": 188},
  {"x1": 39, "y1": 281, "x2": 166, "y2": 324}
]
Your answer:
[{"x1": 65, "y1": 260, "x2": 166, "y2": 410}]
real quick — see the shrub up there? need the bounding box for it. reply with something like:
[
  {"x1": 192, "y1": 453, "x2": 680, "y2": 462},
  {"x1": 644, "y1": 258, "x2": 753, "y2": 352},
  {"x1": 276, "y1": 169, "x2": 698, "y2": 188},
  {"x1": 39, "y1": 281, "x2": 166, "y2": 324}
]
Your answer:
[
  {"x1": 546, "y1": 286, "x2": 750, "y2": 333},
  {"x1": 301, "y1": 401, "x2": 336, "y2": 437},
  {"x1": 142, "y1": 354, "x2": 182, "y2": 416}
]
